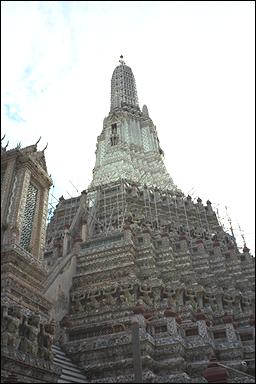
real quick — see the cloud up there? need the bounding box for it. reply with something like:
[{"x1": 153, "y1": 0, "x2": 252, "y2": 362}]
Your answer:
[{"x1": 4, "y1": 104, "x2": 26, "y2": 123}]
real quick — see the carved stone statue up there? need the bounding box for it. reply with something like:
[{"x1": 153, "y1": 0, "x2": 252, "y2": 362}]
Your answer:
[
  {"x1": 2, "y1": 306, "x2": 21, "y2": 349},
  {"x1": 38, "y1": 320, "x2": 55, "y2": 360},
  {"x1": 18, "y1": 315, "x2": 30, "y2": 353},
  {"x1": 120, "y1": 284, "x2": 134, "y2": 305},
  {"x1": 223, "y1": 293, "x2": 235, "y2": 312},
  {"x1": 103, "y1": 286, "x2": 117, "y2": 306},
  {"x1": 204, "y1": 291, "x2": 218, "y2": 312},
  {"x1": 162, "y1": 284, "x2": 177, "y2": 310},
  {"x1": 88, "y1": 289, "x2": 101, "y2": 309},
  {"x1": 44, "y1": 320, "x2": 55, "y2": 360},
  {"x1": 71, "y1": 292, "x2": 84, "y2": 313},
  {"x1": 139, "y1": 285, "x2": 153, "y2": 306},
  {"x1": 185, "y1": 288, "x2": 198, "y2": 311},
  {"x1": 27, "y1": 313, "x2": 40, "y2": 355}
]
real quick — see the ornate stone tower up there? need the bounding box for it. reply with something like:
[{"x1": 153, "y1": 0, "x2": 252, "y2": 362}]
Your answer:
[
  {"x1": 1, "y1": 140, "x2": 61, "y2": 383},
  {"x1": 91, "y1": 57, "x2": 176, "y2": 190},
  {"x1": 1, "y1": 140, "x2": 51, "y2": 257},
  {"x1": 42, "y1": 58, "x2": 255, "y2": 383}
]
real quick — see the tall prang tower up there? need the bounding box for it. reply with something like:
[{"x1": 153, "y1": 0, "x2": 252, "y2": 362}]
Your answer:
[
  {"x1": 91, "y1": 56, "x2": 176, "y2": 191},
  {"x1": 44, "y1": 57, "x2": 255, "y2": 383}
]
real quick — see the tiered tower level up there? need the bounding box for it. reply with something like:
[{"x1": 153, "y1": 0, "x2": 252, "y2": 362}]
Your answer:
[{"x1": 44, "y1": 59, "x2": 255, "y2": 383}]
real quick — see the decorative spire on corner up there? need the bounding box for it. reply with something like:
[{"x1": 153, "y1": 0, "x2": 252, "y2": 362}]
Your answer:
[
  {"x1": 35, "y1": 136, "x2": 42, "y2": 146},
  {"x1": 42, "y1": 142, "x2": 48, "y2": 152},
  {"x1": 238, "y1": 224, "x2": 248, "y2": 251},
  {"x1": 1, "y1": 134, "x2": 9, "y2": 152},
  {"x1": 225, "y1": 206, "x2": 236, "y2": 244}
]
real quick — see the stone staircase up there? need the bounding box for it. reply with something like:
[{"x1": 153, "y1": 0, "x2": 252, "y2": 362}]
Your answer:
[{"x1": 52, "y1": 344, "x2": 88, "y2": 383}]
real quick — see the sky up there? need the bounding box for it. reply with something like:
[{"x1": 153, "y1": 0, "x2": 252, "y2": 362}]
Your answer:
[{"x1": 1, "y1": 1, "x2": 255, "y2": 255}]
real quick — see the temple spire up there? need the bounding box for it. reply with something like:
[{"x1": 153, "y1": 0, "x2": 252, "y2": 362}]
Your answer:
[{"x1": 110, "y1": 57, "x2": 139, "y2": 111}]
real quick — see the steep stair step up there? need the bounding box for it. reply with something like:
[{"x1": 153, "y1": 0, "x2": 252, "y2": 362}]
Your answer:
[{"x1": 52, "y1": 344, "x2": 88, "y2": 383}]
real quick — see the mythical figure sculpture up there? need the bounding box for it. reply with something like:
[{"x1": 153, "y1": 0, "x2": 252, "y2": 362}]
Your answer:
[
  {"x1": 38, "y1": 320, "x2": 55, "y2": 360},
  {"x1": 120, "y1": 284, "x2": 135, "y2": 305},
  {"x1": 18, "y1": 313, "x2": 40, "y2": 355},
  {"x1": 27, "y1": 312, "x2": 41, "y2": 355},
  {"x1": 103, "y1": 286, "x2": 117, "y2": 306},
  {"x1": 2, "y1": 306, "x2": 21, "y2": 349},
  {"x1": 204, "y1": 290, "x2": 218, "y2": 312},
  {"x1": 139, "y1": 284, "x2": 153, "y2": 306},
  {"x1": 162, "y1": 284, "x2": 177, "y2": 310},
  {"x1": 71, "y1": 291, "x2": 85, "y2": 313},
  {"x1": 87, "y1": 289, "x2": 101, "y2": 310},
  {"x1": 184, "y1": 287, "x2": 198, "y2": 311},
  {"x1": 18, "y1": 315, "x2": 31, "y2": 353},
  {"x1": 223, "y1": 293, "x2": 235, "y2": 313}
]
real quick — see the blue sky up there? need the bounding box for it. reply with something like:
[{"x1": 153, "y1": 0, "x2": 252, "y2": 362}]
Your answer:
[{"x1": 1, "y1": 1, "x2": 255, "y2": 254}]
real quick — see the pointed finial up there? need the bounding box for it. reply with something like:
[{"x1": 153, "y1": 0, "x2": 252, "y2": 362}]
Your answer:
[
  {"x1": 1, "y1": 134, "x2": 6, "y2": 141},
  {"x1": 42, "y1": 142, "x2": 48, "y2": 152},
  {"x1": 4, "y1": 141, "x2": 9, "y2": 150},
  {"x1": 238, "y1": 224, "x2": 246, "y2": 247},
  {"x1": 35, "y1": 136, "x2": 41, "y2": 146},
  {"x1": 225, "y1": 206, "x2": 236, "y2": 243},
  {"x1": 119, "y1": 55, "x2": 125, "y2": 65}
]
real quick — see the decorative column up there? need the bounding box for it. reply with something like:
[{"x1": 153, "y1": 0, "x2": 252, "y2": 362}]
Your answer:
[
  {"x1": 132, "y1": 303, "x2": 146, "y2": 383},
  {"x1": 62, "y1": 226, "x2": 70, "y2": 257},
  {"x1": 223, "y1": 314, "x2": 237, "y2": 343},
  {"x1": 164, "y1": 308, "x2": 179, "y2": 337},
  {"x1": 81, "y1": 218, "x2": 88, "y2": 242},
  {"x1": 195, "y1": 310, "x2": 212, "y2": 344}
]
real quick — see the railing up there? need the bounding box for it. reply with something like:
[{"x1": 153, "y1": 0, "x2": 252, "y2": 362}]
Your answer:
[{"x1": 42, "y1": 251, "x2": 75, "y2": 293}]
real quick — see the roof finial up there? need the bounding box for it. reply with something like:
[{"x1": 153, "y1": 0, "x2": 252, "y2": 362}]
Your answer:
[
  {"x1": 42, "y1": 142, "x2": 48, "y2": 152},
  {"x1": 119, "y1": 55, "x2": 125, "y2": 65},
  {"x1": 35, "y1": 136, "x2": 41, "y2": 146},
  {"x1": 225, "y1": 206, "x2": 236, "y2": 243},
  {"x1": 238, "y1": 224, "x2": 246, "y2": 247}
]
